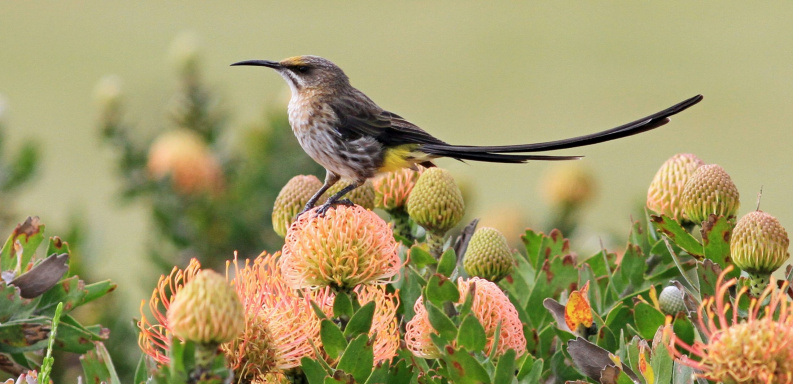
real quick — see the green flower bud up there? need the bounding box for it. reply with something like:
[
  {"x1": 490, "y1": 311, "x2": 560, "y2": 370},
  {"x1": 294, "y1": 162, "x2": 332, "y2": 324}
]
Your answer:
[
  {"x1": 658, "y1": 286, "x2": 685, "y2": 315},
  {"x1": 463, "y1": 227, "x2": 514, "y2": 282},
  {"x1": 681, "y1": 164, "x2": 740, "y2": 224},
  {"x1": 731, "y1": 210, "x2": 790, "y2": 296},
  {"x1": 272, "y1": 175, "x2": 323, "y2": 237},
  {"x1": 167, "y1": 270, "x2": 244, "y2": 345},
  {"x1": 407, "y1": 168, "x2": 464, "y2": 235},
  {"x1": 647, "y1": 153, "x2": 705, "y2": 221}
]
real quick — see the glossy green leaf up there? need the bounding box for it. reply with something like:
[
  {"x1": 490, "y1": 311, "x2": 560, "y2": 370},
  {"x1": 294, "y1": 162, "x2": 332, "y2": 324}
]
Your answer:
[
  {"x1": 426, "y1": 274, "x2": 459, "y2": 308},
  {"x1": 437, "y1": 248, "x2": 457, "y2": 277},
  {"x1": 650, "y1": 215, "x2": 703, "y2": 258},
  {"x1": 385, "y1": 358, "x2": 415, "y2": 384},
  {"x1": 320, "y1": 319, "x2": 347, "y2": 359},
  {"x1": 343, "y1": 301, "x2": 375, "y2": 338},
  {"x1": 426, "y1": 301, "x2": 457, "y2": 341},
  {"x1": 79, "y1": 343, "x2": 121, "y2": 384},
  {"x1": 517, "y1": 354, "x2": 543, "y2": 383},
  {"x1": 521, "y1": 229, "x2": 545, "y2": 270},
  {"x1": 333, "y1": 291, "x2": 354, "y2": 319},
  {"x1": 633, "y1": 302, "x2": 666, "y2": 340},
  {"x1": 456, "y1": 314, "x2": 486, "y2": 352},
  {"x1": 410, "y1": 245, "x2": 436, "y2": 269},
  {"x1": 701, "y1": 215, "x2": 739, "y2": 278},
  {"x1": 336, "y1": 334, "x2": 374, "y2": 384},
  {"x1": 37, "y1": 276, "x2": 86, "y2": 316},
  {"x1": 0, "y1": 318, "x2": 49, "y2": 353},
  {"x1": 399, "y1": 267, "x2": 425, "y2": 322},
  {"x1": 302, "y1": 357, "x2": 329, "y2": 384},
  {"x1": 493, "y1": 349, "x2": 517, "y2": 384},
  {"x1": 443, "y1": 345, "x2": 491, "y2": 384}
]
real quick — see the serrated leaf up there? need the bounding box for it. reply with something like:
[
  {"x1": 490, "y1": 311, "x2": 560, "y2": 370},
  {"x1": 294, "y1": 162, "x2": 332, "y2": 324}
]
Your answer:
[
  {"x1": 425, "y1": 302, "x2": 457, "y2": 341},
  {"x1": 36, "y1": 275, "x2": 86, "y2": 316},
  {"x1": 321, "y1": 320, "x2": 347, "y2": 359},
  {"x1": 426, "y1": 274, "x2": 459, "y2": 308},
  {"x1": 81, "y1": 280, "x2": 117, "y2": 305},
  {"x1": 650, "y1": 215, "x2": 703, "y2": 258},
  {"x1": 336, "y1": 334, "x2": 374, "y2": 384},
  {"x1": 611, "y1": 244, "x2": 646, "y2": 297},
  {"x1": 633, "y1": 303, "x2": 665, "y2": 340},
  {"x1": 521, "y1": 229, "x2": 544, "y2": 271},
  {"x1": 443, "y1": 345, "x2": 491, "y2": 384},
  {"x1": 437, "y1": 248, "x2": 457, "y2": 277},
  {"x1": 410, "y1": 246, "x2": 436, "y2": 269},
  {"x1": 54, "y1": 319, "x2": 107, "y2": 353},
  {"x1": 333, "y1": 292, "x2": 354, "y2": 319},
  {"x1": 302, "y1": 357, "x2": 329, "y2": 384},
  {"x1": 456, "y1": 315, "x2": 486, "y2": 351},
  {"x1": 79, "y1": 342, "x2": 121, "y2": 384},
  {"x1": 695, "y1": 259, "x2": 722, "y2": 301},
  {"x1": 343, "y1": 301, "x2": 375, "y2": 339},
  {"x1": 701, "y1": 215, "x2": 739, "y2": 278},
  {"x1": 0, "y1": 283, "x2": 36, "y2": 323},
  {"x1": 499, "y1": 254, "x2": 532, "y2": 307}
]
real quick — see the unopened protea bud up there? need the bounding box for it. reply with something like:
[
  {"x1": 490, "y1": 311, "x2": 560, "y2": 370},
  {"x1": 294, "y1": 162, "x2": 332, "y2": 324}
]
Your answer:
[
  {"x1": 147, "y1": 129, "x2": 224, "y2": 195},
  {"x1": 167, "y1": 270, "x2": 244, "y2": 346},
  {"x1": 463, "y1": 227, "x2": 514, "y2": 282},
  {"x1": 272, "y1": 175, "x2": 323, "y2": 237},
  {"x1": 407, "y1": 168, "x2": 464, "y2": 234},
  {"x1": 681, "y1": 164, "x2": 740, "y2": 224},
  {"x1": 658, "y1": 286, "x2": 685, "y2": 315},
  {"x1": 321, "y1": 180, "x2": 375, "y2": 210},
  {"x1": 731, "y1": 210, "x2": 790, "y2": 296},
  {"x1": 541, "y1": 163, "x2": 595, "y2": 208},
  {"x1": 647, "y1": 153, "x2": 705, "y2": 221},
  {"x1": 374, "y1": 168, "x2": 422, "y2": 211}
]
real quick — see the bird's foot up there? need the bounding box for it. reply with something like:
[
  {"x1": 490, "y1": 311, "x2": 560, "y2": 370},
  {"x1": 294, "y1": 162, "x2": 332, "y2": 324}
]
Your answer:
[
  {"x1": 337, "y1": 199, "x2": 354, "y2": 206},
  {"x1": 296, "y1": 202, "x2": 316, "y2": 219},
  {"x1": 314, "y1": 199, "x2": 354, "y2": 217}
]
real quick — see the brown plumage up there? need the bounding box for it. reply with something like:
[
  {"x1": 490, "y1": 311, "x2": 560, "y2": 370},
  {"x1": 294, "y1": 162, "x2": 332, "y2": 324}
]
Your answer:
[{"x1": 232, "y1": 55, "x2": 703, "y2": 216}]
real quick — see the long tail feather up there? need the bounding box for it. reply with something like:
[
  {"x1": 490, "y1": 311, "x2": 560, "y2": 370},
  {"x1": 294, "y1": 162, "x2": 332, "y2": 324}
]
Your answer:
[{"x1": 431, "y1": 95, "x2": 702, "y2": 155}]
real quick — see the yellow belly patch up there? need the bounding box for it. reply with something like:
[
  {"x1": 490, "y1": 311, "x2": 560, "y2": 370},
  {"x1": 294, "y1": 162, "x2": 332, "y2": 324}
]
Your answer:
[{"x1": 379, "y1": 145, "x2": 422, "y2": 173}]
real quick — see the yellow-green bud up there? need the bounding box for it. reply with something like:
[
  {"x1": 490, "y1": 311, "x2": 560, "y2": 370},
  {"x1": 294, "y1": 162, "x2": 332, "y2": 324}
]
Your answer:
[
  {"x1": 647, "y1": 153, "x2": 705, "y2": 221},
  {"x1": 272, "y1": 175, "x2": 323, "y2": 237},
  {"x1": 463, "y1": 227, "x2": 514, "y2": 282},
  {"x1": 681, "y1": 164, "x2": 740, "y2": 224},
  {"x1": 167, "y1": 270, "x2": 244, "y2": 345},
  {"x1": 731, "y1": 210, "x2": 790, "y2": 296},
  {"x1": 407, "y1": 168, "x2": 464, "y2": 235},
  {"x1": 321, "y1": 180, "x2": 375, "y2": 210}
]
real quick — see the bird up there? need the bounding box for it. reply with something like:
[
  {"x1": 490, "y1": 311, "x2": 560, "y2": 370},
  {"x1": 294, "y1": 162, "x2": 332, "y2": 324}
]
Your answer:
[{"x1": 231, "y1": 55, "x2": 702, "y2": 216}]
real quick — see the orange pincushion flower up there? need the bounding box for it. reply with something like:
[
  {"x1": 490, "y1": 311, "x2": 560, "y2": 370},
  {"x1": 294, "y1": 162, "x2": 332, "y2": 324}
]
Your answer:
[
  {"x1": 138, "y1": 258, "x2": 203, "y2": 364},
  {"x1": 280, "y1": 205, "x2": 401, "y2": 291},
  {"x1": 147, "y1": 129, "x2": 224, "y2": 195},
  {"x1": 667, "y1": 266, "x2": 793, "y2": 384},
  {"x1": 354, "y1": 285, "x2": 401, "y2": 364},
  {"x1": 405, "y1": 277, "x2": 526, "y2": 359},
  {"x1": 373, "y1": 167, "x2": 422, "y2": 211},
  {"x1": 224, "y1": 252, "x2": 331, "y2": 382}
]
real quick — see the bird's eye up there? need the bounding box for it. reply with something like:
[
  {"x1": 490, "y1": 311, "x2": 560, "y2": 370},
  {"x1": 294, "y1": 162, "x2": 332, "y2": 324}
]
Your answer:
[{"x1": 295, "y1": 66, "x2": 310, "y2": 73}]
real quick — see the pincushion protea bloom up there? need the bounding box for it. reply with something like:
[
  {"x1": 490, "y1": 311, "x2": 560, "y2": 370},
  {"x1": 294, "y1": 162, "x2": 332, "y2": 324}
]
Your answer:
[
  {"x1": 646, "y1": 153, "x2": 705, "y2": 221},
  {"x1": 667, "y1": 266, "x2": 793, "y2": 384},
  {"x1": 280, "y1": 204, "x2": 401, "y2": 291},
  {"x1": 224, "y1": 252, "x2": 331, "y2": 382},
  {"x1": 147, "y1": 129, "x2": 224, "y2": 195},
  {"x1": 405, "y1": 277, "x2": 526, "y2": 359},
  {"x1": 681, "y1": 164, "x2": 740, "y2": 224},
  {"x1": 731, "y1": 210, "x2": 790, "y2": 296},
  {"x1": 138, "y1": 258, "x2": 203, "y2": 365},
  {"x1": 374, "y1": 167, "x2": 422, "y2": 211},
  {"x1": 167, "y1": 269, "x2": 244, "y2": 345}
]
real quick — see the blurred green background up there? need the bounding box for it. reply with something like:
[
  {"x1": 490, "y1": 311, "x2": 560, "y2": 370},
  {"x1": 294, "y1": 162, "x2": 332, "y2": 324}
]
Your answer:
[{"x1": 1, "y1": 1, "x2": 792, "y2": 326}]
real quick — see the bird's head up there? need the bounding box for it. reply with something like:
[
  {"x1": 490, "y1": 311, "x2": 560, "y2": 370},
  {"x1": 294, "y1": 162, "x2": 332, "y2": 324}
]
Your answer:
[{"x1": 231, "y1": 55, "x2": 349, "y2": 94}]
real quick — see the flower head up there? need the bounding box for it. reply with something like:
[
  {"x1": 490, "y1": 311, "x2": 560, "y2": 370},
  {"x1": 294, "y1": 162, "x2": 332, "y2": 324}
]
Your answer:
[
  {"x1": 224, "y1": 252, "x2": 330, "y2": 382},
  {"x1": 272, "y1": 175, "x2": 323, "y2": 238},
  {"x1": 667, "y1": 266, "x2": 793, "y2": 384},
  {"x1": 405, "y1": 277, "x2": 526, "y2": 359},
  {"x1": 167, "y1": 269, "x2": 244, "y2": 345},
  {"x1": 147, "y1": 129, "x2": 224, "y2": 195},
  {"x1": 280, "y1": 205, "x2": 401, "y2": 291},
  {"x1": 373, "y1": 167, "x2": 422, "y2": 211},
  {"x1": 680, "y1": 164, "x2": 740, "y2": 224},
  {"x1": 138, "y1": 258, "x2": 203, "y2": 364},
  {"x1": 731, "y1": 210, "x2": 790, "y2": 296},
  {"x1": 463, "y1": 227, "x2": 514, "y2": 282},
  {"x1": 407, "y1": 168, "x2": 465, "y2": 235},
  {"x1": 646, "y1": 153, "x2": 705, "y2": 221}
]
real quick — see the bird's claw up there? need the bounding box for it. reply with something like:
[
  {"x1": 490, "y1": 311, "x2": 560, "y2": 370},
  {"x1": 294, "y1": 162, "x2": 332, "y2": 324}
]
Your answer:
[
  {"x1": 337, "y1": 199, "x2": 354, "y2": 206},
  {"x1": 313, "y1": 199, "x2": 354, "y2": 217}
]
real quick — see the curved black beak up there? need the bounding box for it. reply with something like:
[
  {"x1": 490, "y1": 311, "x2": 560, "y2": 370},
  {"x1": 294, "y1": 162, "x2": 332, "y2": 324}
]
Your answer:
[{"x1": 230, "y1": 59, "x2": 281, "y2": 69}]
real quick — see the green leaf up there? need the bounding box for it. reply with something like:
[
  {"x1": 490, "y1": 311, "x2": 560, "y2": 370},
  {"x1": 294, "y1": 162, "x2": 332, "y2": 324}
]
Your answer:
[
  {"x1": 696, "y1": 259, "x2": 722, "y2": 301},
  {"x1": 79, "y1": 342, "x2": 121, "y2": 384},
  {"x1": 37, "y1": 276, "x2": 86, "y2": 316},
  {"x1": 134, "y1": 355, "x2": 149, "y2": 384},
  {"x1": 301, "y1": 357, "x2": 329, "y2": 384},
  {"x1": 493, "y1": 349, "x2": 517, "y2": 384},
  {"x1": 333, "y1": 291, "x2": 354, "y2": 319},
  {"x1": 398, "y1": 267, "x2": 425, "y2": 322},
  {"x1": 701, "y1": 215, "x2": 739, "y2": 278},
  {"x1": 672, "y1": 314, "x2": 696, "y2": 348},
  {"x1": 521, "y1": 229, "x2": 545, "y2": 271},
  {"x1": 610, "y1": 244, "x2": 646, "y2": 297},
  {"x1": 385, "y1": 358, "x2": 415, "y2": 384},
  {"x1": 410, "y1": 245, "x2": 437, "y2": 269},
  {"x1": 0, "y1": 318, "x2": 50, "y2": 353},
  {"x1": 437, "y1": 248, "x2": 457, "y2": 277},
  {"x1": 443, "y1": 345, "x2": 491, "y2": 384},
  {"x1": 1, "y1": 217, "x2": 45, "y2": 273},
  {"x1": 320, "y1": 320, "x2": 347, "y2": 359},
  {"x1": 336, "y1": 334, "x2": 374, "y2": 384},
  {"x1": 633, "y1": 302, "x2": 666, "y2": 340},
  {"x1": 0, "y1": 283, "x2": 36, "y2": 322},
  {"x1": 425, "y1": 301, "x2": 457, "y2": 341},
  {"x1": 456, "y1": 315, "x2": 486, "y2": 352},
  {"x1": 54, "y1": 315, "x2": 108, "y2": 353},
  {"x1": 517, "y1": 356, "x2": 543, "y2": 384},
  {"x1": 499, "y1": 255, "x2": 532, "y2": 307},
  {"x1": 343, "y1": 301, "x2": 375, "y2": 339},
  {"x1": 426, "y1": 274, "x2": 459, "y2": 308},
  {"x1": 81, "y1": 280, "x2": 117, "y2": 305},
  {"x1": 650, "y1": 215, "x2": 703, "y2": 258},
  {"x1": 44, "y1": 237, "x2": 70, "y2": 265},
  {"x1": 650, "y1": 330, "x2": 674, "y2": 384}
]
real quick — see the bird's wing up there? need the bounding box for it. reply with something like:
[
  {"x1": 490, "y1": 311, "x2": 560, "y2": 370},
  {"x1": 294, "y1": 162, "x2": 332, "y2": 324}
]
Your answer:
[{"x1": 330, "y1": 92, "x2": 447, "y2": 146}]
